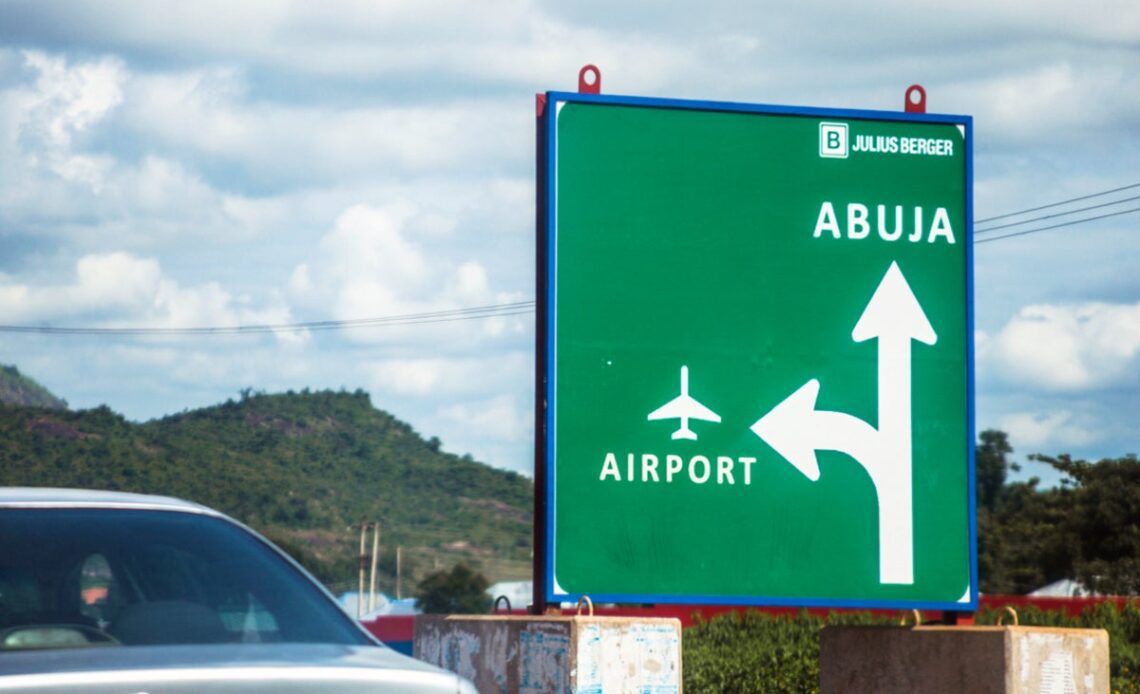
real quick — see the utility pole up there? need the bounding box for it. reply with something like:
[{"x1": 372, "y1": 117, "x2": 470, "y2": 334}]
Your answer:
[
  {"x1": 356, "y1": 521, "x2": 380, "y2": 618},
  {"x1": 396, "y1": 546, "x2": 403, "y2": 600},
  {"x1": 369, "y1": 523, "x2": 380, "y2": 613},
  {"x1": 357, "y1": 524, "x2": 367, "y2": 619}
]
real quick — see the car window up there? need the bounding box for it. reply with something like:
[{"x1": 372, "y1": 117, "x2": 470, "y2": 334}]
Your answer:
[{"x1": 0, "y1": 508, "x2": 371, "y2": 651}]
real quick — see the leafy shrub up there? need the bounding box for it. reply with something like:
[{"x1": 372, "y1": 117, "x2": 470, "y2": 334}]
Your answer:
[
  {"x1": 683, "y1": 610, "x2": 892, "y2": 693},
  {"x1": 415, "y1": 563, "x2": 491, "y2": 615}
]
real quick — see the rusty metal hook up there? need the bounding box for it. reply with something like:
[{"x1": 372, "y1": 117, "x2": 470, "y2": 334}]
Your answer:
[
  {"x1": 575, "y1": 595, "x2": 594, "y2": 616},
  {"x1": 491, "y1": 595, "x2": 512, "y2": 614}
]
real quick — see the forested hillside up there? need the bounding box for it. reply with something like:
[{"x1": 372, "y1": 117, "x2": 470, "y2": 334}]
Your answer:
[
  {"x1": 0, "y1": 365, "x2": 67, "y2": 409},
  {"x1": 2, "y1": 366, "x2": 1136, "y2": 599},
  {"x1": 0, "y1": 386, "x2": 533, "y2": 592}
]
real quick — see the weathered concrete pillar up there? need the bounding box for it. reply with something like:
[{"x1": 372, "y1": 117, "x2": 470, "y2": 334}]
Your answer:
[
  {"x1": 414, "y1": 615, "x2": 681, "y2": 693},
  {"x1": 820, "y1": 625, "x2": 1109, "y2": 693}
]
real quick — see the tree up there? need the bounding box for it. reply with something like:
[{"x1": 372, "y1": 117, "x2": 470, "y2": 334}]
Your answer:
[
  {"x1": 415, "y1": 563, "x2": 491, "y2": 614},
  {"x1": 975, "y1": 430, "x2": 1074, "y2": 595},
  {"x1": 976, "y1": 429, "x2": 1012, "y2": 512},
  {"x1": 976, "y1": 429, "x2": 1019, "y2": 593},
  {"x1": 1035, "y1": 453, "x2": 1140, "y2": 595},
  {"x1": 986, "y1": 476, "x2": 1074, "y2": 594}
]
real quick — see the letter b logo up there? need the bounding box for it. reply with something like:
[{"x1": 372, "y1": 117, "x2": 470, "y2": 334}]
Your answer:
[{"x1": 820, "y1": 122, "x2": 848, "y2": 159}]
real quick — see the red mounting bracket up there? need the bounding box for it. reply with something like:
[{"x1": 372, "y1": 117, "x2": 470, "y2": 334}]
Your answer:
[
  {"x1": 905, "y1": 84, "x2": 926, "y2": 113},
  {"x1": 578, "y1": 65, "x2": 601, "y2": 94}
]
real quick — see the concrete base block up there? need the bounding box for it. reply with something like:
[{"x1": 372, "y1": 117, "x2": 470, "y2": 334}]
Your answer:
[
  {"x1": 820, "y1": 625, "x2": 1109, "y2": 694},
  {"x1": 414, "y1": 614, "x2": 681, "y2": 694}
]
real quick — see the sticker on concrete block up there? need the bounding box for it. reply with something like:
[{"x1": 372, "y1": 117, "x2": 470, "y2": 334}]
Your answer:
[
  {"x1": 574, "y1": 621, "x2": 680, "y2": 694},
  {"x1": 520, "y1": 624, "x2": 571, "y2": 693}
]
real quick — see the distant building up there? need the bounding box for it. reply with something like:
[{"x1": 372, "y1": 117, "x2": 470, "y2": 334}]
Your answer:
[
  {"x1": 486, "y1": 581, "x2": 532, "y2": 610},
  {"x1": 338, "y1": 591, "x2": 421, "y2": 618},
  {"x1": 1028, "y1": 579, "x2": 1096, "y2": 598}
]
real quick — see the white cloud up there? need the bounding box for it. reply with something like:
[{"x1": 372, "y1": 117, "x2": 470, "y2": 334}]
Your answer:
[
  {"x1": 367, "y1": 359, "x2": 447, "y2": 397},
  {"x1": 998, "y1": 411, "x2": 1098, "y2": 450},
  {"x1": 318, "y1": 204, "x2": 427, "y2": 295},
  {"x1": 0, "y1": 53, "x2": 276, "y2": 251},
  {"x1": 359, "y1": 352, "x2": 535, "y2": 472},
  {"x1": 76, "y1": 252, "x2": 162, "y2": 308},
  {"x1": 438, "y1": 393, "x2": 532, "y2": 446},
  {"x1": 447, "y1": 262, "x2": 491, "y2": 305},
  {"x1": 943, "y1": 61, "x2": 1140, "y2": 146},
  {"x1": 3, "y1": 1, "x2": 694, "y2": 90},
  {"x1": 0, "y1": 251, "x2": 297, "y2": 335},
  {"x1": 365, "y1": 352, "x2": 531, "y2": 398},
  {"x1": 0, "y1": 252, "x2": 158, "y2": 322},
  {"x1": 17, "y1": 51, "x2": 124, "y2": 150},
  {"x1": 120, "y1": 68, "x2": 528, "y2": 186},
  {"x1": 0, "y1": 51, "x2": 121, "y2": 200},
  {"x1": 981, "y1": 302, "x2": 1140, "y2": 391},
  {"x1": 289, "y1": 203, "x2": 527, "y2": 346}
]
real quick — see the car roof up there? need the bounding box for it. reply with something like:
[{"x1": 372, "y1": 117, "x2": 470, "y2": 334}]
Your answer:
[{"x1": 0, "y1": 487, "x2": 219, "y2": 515}]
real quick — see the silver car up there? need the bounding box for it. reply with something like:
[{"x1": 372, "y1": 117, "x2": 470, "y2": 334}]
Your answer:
[{"x1": 0, "y1": 488, "x2": 475, "y2": 693}]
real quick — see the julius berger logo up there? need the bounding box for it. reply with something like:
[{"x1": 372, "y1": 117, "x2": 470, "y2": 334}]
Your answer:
[
  {"x1": 820, "y1": 122, "x2": 849, "y2": 158},
  {"x1": 820, "y1": 121, "x2": 955, "y2": 159}
]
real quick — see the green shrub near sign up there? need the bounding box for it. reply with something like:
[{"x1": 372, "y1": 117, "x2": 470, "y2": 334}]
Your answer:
[
  {"x1": 682, "y1": 610, "x2": 893, "y2": 693},
  {"x1": 683, "y1": 603, "x2": 1140, "y2": 693}
]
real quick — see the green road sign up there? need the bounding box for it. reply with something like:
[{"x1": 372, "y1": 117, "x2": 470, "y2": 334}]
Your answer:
[{"x1": 539, "y1": 92, "x2": 975, "y2": 610}]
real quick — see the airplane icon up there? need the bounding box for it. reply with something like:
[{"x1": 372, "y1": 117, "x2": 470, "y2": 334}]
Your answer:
[{"x1": 647, "y1": 365, "x2": 721, "y2": 440}]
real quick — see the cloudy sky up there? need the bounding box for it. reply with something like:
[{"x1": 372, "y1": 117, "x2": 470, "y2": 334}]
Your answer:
[{"x1": 0, "y1": 1, "x2": 1137, "y2": 483}]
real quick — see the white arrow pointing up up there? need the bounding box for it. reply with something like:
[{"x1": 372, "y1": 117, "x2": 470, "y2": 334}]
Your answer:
[
  {"x1": 853, "y1": 261, "x2": 936, "y2": 451},
  {"x1": 751, "y1": 261, "x2": 936, "y2": 585}
]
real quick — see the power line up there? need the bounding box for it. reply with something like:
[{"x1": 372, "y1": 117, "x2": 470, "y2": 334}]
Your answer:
[
  {"x1": 0, "y1": 301, "x2": 536, "y2": 336},
  {"x1": 975, "y1": 194, "x2": 1140, "y2": 235},
  {"x1": 975, "y1": 205, "x2": 1140, "y2": 244},
  {"x1": 5, "y1": 182, "x2": 1139, "y2": 335},
  {"x1": 974, "y1": 183, "x2": 1140, "y2": 224}
]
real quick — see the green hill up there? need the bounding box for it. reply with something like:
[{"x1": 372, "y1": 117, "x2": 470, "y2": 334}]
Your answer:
[
  {"x1": 0, "y1": 388, "x2": 533, "y2": 593},
  {"x1": 0, "y1": 365, "x2": 67, "y2": 409}
]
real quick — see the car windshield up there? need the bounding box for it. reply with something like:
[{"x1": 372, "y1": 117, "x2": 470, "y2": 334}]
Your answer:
[{"x1": 0, "y1": 508, "x2": 371, "y2": 650}]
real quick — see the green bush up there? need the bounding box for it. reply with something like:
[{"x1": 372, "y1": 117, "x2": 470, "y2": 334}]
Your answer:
[
  {"x1": 415, "y1": 563, "x2": 491, "y2": 615},
  {"x1": 683, "y1": 610, "x2": 893, "y2": 693}
]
